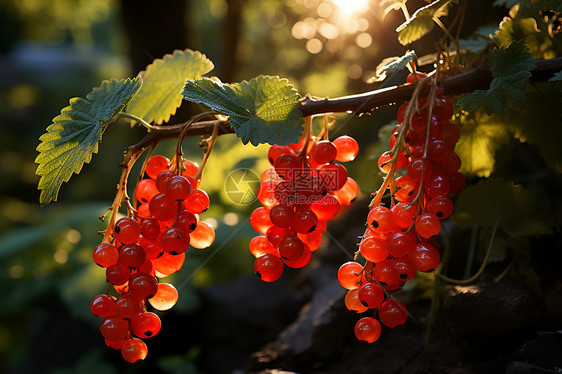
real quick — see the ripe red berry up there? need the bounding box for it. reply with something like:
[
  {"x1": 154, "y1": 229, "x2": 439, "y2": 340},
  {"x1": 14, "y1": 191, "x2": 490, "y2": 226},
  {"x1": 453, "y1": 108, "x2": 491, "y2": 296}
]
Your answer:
[
  {"x1": 160, "y1": 227, "x2": 190, "y2": 255},
  {"x1": 357, "y1": 282, "x2": 384, "y2": 309},
  {"x1": 119, "y1": 243, "x2": 147, "y2": 269},
  {"x1": 337, "y1": 261, "x2": 364, "y2": 290},
  {"x1": 156, "y1": 170, "x2": 175, "y2": 194},
  {"x1": 114, "y1": 217, "x2": 141, "y2": 244},
  {"x1": 415, "y1": 212, "x2": 441, "y2": 238},
  {"x1": 386, "y1": 231, "x2": 416, "y2": 258},
  {"x1": 114, "y1": 293, "x2": 143, "y2": 320},
  {"x1": 148, "y1": 283, "x2": 178, "y2": 311},
  {"x1": 270, "y1": 204, "x2": 294, "y2": 228},
  {"x1": 131, "y1": 312, "x2": 161, "y2": 338},
  {"x1": 345, "y1": 288, "x2": 368, "y2": 313},
  {"x1": 149, "y1": 193, "x2": 177, "y2": 221},
  {"x1": 312, "y1": 140, "x2": 338, "y2": 164},
  {"x1": 92, "y1": 243, "x2": 119, "y2": 268},
  {"x1": 100, "y1": 316, "x2": 129, "y2": 342},
  {"x1": 333, "y1": 135, "x2": 359, "y2": 162},
  {"x1": 291, "y1": 207, "x2": 318, "y2": 234},
  {"x1": 254, "y1": 254, "x2": 284, "y2": 282},
  {"x1": 410, "y1": 242, "x2": 440, "y2": 272},
  {"x1": 121, "y1": 337, "x2": 148, "y2": 363},
  {"x1": 277, "y1": 235, "x2": 305, "y2": 261},
  {"x1": 129, "y1": 271, "x2": 159, "y2": 300},
  {"x1": 189, "y1": 221, "x2": 215, "y2": 249},
  {"x1": 184, "y1": 189, "x2": 210, "y2": 214},
  {"x1": 354, "y1": 317, "x2": 382, "y2": 343},
  {"x1": 106, "y1": 263, "x2": 131, "y2": 285},
  {"x1": 166, "y1": 175, "x2": 192, "y2": 201},
  {"x1": 379, "y1": 299, "x2": 408, "y2": 328},
  {"x1": 90, "y1": 294, "x2": 116, "y2": 318},
  {"x1": 146, "y1": 155, "x2": 170, "y2": 180},
  {"x1": 135, "y1": 178, "x2": 159, "y2": 204}
]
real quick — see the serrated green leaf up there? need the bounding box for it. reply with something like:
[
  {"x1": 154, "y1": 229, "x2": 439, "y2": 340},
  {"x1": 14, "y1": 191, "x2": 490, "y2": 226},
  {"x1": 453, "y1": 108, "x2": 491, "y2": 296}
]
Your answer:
[
  {"x1": 379, "y1": 0, "x2": 407, "y2": 18},
  {"x1": 549, "y1": 71, "x2": 562, "y2": 82},
  {"x1": 182, "y1": 76, "x2": 304, "y2": 146},
  {"x1": 370, "y1": 51, "x2": 417, "y2": 83},
  {"x1": 452, "y1": 178, "x2": 552, "y2": 237},
  {"x1": 455, "y1": 110, "x2": 511, "y2": 177},
  {"x1": 396, "y1": 0, "x2": 453, "y2": 45},
  {"x1": 508, "y1": 84, "x2": 562, "y2": 172},
  {"x1": 35, "y1": 77, "x2": 142, "y2": 205},
  {"x1": 458, "y1": 40, "x2": 536, "y2": 114},
  {"x1": 126, "y1": 49, "x2": 213, "y2": 125}
]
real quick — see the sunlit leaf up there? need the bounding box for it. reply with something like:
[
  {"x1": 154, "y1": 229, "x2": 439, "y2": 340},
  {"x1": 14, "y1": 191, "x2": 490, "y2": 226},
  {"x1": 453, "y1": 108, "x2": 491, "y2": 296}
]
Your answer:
[
  {"x1": 457, "y1": 40, "x2": 536, "y2": 114},
  {"x1": 452, "y1": 178, "x2": 552, "y2": 237},
  {"x1": 396, "y1": 0, "x2": 453, "y2": 45},
  {"x1": 496, "y1": 16, "x2": 555, "y2": 59},
  {"x1": 126, "y1": 49, "x2": 214, "y2": 125},
  {"x1": 35, "y1": 77, "x2": 142, "y2": 205},
  {"x1": 369, "y1": 51, "x2": 416, "y2": 83},
  {"x1": 182, "y1": 76, "x2": 304, "y2": 146},
  {"x1": 379, "y1": 0, "x2": 407, "y2": 18},
  {"x1": 455, "y1": 110, "x2": 511, "y2": 177}
]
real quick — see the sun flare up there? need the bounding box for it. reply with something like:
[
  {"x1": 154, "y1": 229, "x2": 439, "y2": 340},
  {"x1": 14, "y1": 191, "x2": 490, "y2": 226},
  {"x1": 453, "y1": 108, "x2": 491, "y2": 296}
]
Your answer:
[{"x1": 330, "y1": 0, "x2": 370, "y2": 15}]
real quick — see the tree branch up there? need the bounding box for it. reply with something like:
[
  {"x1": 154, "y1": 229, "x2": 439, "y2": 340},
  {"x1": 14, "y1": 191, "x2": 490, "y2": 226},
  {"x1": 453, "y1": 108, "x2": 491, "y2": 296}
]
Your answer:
[{"x1": 141, "y1": 57, "x2": 562, "y2": 141}]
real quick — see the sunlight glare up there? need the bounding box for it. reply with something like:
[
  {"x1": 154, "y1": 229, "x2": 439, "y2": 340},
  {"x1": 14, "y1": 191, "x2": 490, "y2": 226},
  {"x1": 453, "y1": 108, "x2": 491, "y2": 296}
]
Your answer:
[{"x1": 331, "y1": 0, "x2": 369, "y2": 15}]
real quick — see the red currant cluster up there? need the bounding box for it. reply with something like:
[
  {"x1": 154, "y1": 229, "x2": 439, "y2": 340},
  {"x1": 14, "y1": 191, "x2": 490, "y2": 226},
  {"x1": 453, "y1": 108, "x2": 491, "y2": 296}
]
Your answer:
[
  {"x1": 90, "y1": 155, "x2": 215, "y2": 362},
  {"x1": 338, "y1": 76, "x2": 465, "y2": 344},
  {"x1": 249, "y1": 133, "x2": 360, "y2": 282}
]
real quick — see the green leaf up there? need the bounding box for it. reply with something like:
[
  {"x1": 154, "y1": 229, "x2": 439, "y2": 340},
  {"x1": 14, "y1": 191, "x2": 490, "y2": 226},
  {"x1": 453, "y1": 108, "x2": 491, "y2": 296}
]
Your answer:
[
  {"x1": 508, "y1": 83, "x2": 562, "y2": 172},
  {"x1": 452, "y1": 178, "x2": 552, "y2": 237},
  {"x1": 370, "y1": 51, "x2": 417, "y2": 83},
  {"x1": 549, "y1": 70, "x2": 562, "y2": 93},
  {"x1": 182, "y1": 76, "x2": 304, "y2": 146},
  {"x1": 379, "y1": 0, "x2": 407, "y2": 18},
  {"x1": 126, "y1": 49, "x2": 213, "y2": 125},
  {"x1": 35, "y1": 77, "x2": 142, "y2": 205},
  {"x1": 457, "y1": 40, "x2": 536, "y2": 114},
  {"x1": 455, "y1": 110, "x2": 511, "y2": 177},
  {"x1": 396, "y1": 0, "x2": 453, "y2": 45}
]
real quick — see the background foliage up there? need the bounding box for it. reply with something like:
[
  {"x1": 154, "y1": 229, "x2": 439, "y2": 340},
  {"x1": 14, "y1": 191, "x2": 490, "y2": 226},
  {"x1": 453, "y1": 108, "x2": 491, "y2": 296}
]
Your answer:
[{"x1": 0, "y1": 0, "x2": 561, "y2": 373}]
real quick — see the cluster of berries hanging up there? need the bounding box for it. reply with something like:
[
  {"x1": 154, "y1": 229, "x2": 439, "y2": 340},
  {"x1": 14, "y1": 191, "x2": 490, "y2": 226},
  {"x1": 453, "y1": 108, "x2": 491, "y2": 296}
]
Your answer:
[
  {"x1": 339, "y1": 73, "x2": 465, "y2": 343},
  {"x1": 249, "y1": 127, "x2": 360, "y2": 281},
  {"x1": 90, "y1": 155, "x2": 215, "y2": 362}
]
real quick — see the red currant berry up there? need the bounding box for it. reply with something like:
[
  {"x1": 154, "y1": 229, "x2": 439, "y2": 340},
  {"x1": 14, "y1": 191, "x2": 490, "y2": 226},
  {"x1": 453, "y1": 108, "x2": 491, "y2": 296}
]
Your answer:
[
  {"x1": 114, "y1": 293, "x2": 143, "y2": 320},
  {"x1": 312, "y1": 140, "x2": 337, "y2": 164},
  {"x1": 149, "y1": 193, "x2": 178, "y2": 222},
  {"x1": 277, "y1": 235, "x2": 304, "y2": 261},
  {"x1": 90, "y1": 294, "x2": 116, "y2": 318},
  {"x1": 119, "y1": 243, "x2": 147, "y2": 269},
  {"x1": 160, "y1": 227, "x2": 190, "y2": 255},
  {"x1": 166, "y1": 175, "x2": 192, "y2": 201},
  {"x1": 190, "y1": 221, "x2": 215, "y2": 249},
  {"x1": 333, "y1": 135, "x2": 359, "y2": 162},
  {"x1": 345, "y1": 288, "x2": 368, "y2": 313},
  {"x1": 270, "y1": 204, "x2": 294, "y2": 228},
  {"x1": 140, "y1": 217, "x2": 161, "y2": 241},
  {"x1": 121, "y1": 337, "x2": 148, "y2": 363},
  {"x1": 114, "y1": 217, "x2": 141, "y2": 244},
  {"x1": 415, "y1": 212, "x2": 441, "y2": 238},
  {"x1": 155, "y1": 170, "x2": 175, "y2": 194},
  {"x1": 354, "y1": 317, "x2": 382, "y2": 343},
  {"x1": 254, "y1": 254, "x2": 284, "y2": 282},
  {"x1": 131, "y1": 312, "x2": 161, "y2": 338},
  {"x1": 358, "y1": 282, "x2": 384, "y2": 309},
  {"x1": 410, "y1": 242, "x2": 440, "y2": 272},
  {"x1": 427, "y1": 195, "x2": 454, "y2": 219},
  {"x1": 129, "y1": 271, "x2": 159, "y2": 300},
  {"x1": 337, "y1": 261, "x2": 364, "y2": 290},
  {"x1": 106, "y1": 263, "x2": 131, "y2": 285},
  {"x1": 100, "y1": 316, "x2": 129, "y2": 342},
  {"x1": 135, "y1": 178, "x2": 159, "y2": 204},
  {"x1": 184, "y1": 189, "x2": 210, "y2": 214},
  {"x1": 386, "y1": 231, "x2": 416, "y2": 258},
  {"x1": 148, "y1": 283, "x2": 178, "y2": 311},
  {"x1": 146, "y1": 155, "x2": 170, "y2": 180},
  {"x1": 379, "y1": 299, "x2": 408, "y2": 328},
  {"x1": 92, "y1": 243, "x2": 119, "y2": 268}
]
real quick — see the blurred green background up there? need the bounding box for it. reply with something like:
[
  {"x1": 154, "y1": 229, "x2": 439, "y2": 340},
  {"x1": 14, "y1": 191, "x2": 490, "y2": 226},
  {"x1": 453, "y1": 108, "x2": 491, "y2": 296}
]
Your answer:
[{"x1": 0, "y1": 0, "x2": 408, "y2": 372}]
